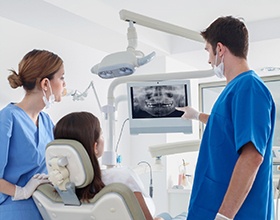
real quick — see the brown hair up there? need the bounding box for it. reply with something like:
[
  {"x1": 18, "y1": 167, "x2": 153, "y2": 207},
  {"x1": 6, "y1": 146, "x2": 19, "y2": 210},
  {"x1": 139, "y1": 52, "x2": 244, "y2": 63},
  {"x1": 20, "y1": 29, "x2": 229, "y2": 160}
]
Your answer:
[
  {"x1": 54, "y1": 112, "x2": 105, "y2": 202},
  {"x1": 201, "y1": 16, "x2": 249, "y2": 59},
  {"x1": 8, "y1": 49, "x2": 63, "y2": 90}
]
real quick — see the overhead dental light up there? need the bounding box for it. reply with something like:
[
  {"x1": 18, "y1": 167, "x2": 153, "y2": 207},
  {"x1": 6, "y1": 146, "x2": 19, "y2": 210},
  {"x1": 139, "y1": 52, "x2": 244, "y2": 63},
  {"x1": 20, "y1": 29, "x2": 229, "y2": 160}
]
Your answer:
[{"x1": 91, "y1": 21, "x2": 156, "y2": 79}]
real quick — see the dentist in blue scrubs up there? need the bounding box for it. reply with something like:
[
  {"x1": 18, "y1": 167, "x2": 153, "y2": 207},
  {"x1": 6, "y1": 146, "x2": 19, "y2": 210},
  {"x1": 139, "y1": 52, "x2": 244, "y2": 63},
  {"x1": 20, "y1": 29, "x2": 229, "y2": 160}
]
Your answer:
[
  {"x1": 0, "y1": 49, "x2": 66, "y2": 219},
  {"x1": 177, "y1": 16, "x2": 276, "y2": 220}
]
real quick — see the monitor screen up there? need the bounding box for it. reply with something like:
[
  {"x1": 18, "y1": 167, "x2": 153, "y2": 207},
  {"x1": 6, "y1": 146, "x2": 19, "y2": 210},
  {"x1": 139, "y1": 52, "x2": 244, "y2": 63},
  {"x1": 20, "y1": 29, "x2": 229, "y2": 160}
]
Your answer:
[{"x1": 127, "y1": 80, "x2": 192, "y2": 134}]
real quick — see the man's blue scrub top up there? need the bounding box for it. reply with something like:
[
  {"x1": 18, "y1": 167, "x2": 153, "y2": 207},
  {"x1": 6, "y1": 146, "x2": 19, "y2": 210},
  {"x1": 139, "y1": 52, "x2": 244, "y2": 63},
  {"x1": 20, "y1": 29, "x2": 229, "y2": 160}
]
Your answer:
[{"x1": 187, "y1": 71, "x2": 276, "y2": 220}]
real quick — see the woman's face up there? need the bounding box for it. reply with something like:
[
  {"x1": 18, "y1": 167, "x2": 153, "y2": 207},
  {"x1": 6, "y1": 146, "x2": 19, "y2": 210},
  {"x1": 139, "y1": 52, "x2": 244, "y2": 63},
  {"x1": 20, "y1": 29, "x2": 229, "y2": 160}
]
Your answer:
[
  {"x1": 95, "y1": 134, "x2": 104, "y2": 158},
  {"x1": 50, "y1": 64, "x2": 66, "y2": 102}
]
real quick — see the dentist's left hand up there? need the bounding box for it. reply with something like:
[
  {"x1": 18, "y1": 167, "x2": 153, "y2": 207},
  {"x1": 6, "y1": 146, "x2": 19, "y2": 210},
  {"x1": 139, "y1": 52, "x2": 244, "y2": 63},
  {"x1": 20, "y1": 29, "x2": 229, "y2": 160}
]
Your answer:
[{"x1": 12, "y1": 173, "x2": 49, "y2": 200}]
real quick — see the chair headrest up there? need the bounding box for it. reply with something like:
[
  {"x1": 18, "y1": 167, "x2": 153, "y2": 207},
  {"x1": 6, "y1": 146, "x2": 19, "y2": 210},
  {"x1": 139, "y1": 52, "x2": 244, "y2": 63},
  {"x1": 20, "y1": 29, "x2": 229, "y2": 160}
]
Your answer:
[{"x1": 46, "y1": 139, "x2": 94, "y2": 189}]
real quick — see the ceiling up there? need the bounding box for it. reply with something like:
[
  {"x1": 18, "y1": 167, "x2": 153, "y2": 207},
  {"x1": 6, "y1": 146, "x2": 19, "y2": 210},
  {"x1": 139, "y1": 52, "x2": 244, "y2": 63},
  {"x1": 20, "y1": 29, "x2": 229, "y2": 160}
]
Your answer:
[{"x1": 1, "y1": 0, "x2": 280, "y2": 70}]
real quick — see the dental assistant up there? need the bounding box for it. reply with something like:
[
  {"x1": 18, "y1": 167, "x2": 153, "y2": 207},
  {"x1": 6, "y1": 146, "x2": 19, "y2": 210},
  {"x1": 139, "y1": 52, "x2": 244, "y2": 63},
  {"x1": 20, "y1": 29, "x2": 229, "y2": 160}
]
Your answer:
[
  {"x1": 0, "y1": 49, "x2": 66, "y2": 219},
  {"x1": 177, "y1": 16, "x2": 276, "y2": 220}
]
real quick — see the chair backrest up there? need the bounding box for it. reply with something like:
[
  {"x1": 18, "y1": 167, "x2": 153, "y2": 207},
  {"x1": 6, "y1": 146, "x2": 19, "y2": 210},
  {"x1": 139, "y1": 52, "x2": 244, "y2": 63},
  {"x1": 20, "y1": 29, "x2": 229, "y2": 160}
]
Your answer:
[{"x1": 33, "y1": 139, "x2": 146, "y2": 220}]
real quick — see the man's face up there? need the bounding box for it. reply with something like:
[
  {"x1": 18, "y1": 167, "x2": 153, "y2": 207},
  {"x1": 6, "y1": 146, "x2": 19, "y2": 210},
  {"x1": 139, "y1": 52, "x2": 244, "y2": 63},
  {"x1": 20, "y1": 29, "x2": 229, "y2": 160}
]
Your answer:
[{"x1": 205, "y1": 42, "x2": 216, "y2": 68}]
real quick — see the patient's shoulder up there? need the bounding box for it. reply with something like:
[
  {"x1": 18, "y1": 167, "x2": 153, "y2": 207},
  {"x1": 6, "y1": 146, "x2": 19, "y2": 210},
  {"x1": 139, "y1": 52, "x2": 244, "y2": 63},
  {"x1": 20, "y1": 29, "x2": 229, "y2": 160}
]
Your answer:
[
  {"x1": 101, "y1": 167, "x2": 142, "y2": 192},
  {"x1": 102, "y1": 167, "x2": 133, "y2": 182}
]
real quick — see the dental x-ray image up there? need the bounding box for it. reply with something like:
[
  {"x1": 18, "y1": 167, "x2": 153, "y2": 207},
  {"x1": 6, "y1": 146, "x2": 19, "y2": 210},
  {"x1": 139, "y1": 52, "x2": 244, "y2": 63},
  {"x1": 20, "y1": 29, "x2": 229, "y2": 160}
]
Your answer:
[{"x1": 131, "y1": 84, "x2": 187, "y2": 118}]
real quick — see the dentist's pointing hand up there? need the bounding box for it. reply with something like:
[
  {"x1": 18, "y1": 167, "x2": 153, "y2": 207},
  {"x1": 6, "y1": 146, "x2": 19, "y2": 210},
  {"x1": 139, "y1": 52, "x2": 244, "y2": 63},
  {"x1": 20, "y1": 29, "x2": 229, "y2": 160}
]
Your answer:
[{"x1": 176, "y1": 106, "x2": 200, "y2": 120}]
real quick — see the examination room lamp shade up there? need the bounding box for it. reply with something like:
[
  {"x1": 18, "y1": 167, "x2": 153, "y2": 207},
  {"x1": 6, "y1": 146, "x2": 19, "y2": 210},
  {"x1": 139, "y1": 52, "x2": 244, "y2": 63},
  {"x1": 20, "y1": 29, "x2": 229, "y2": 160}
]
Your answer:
[
  {"x1": 91, "y1": 20, "x2": 156, "y2": 79},
  {"x1": 91, "y1": 50, "x2": 156, "y2": 79}
]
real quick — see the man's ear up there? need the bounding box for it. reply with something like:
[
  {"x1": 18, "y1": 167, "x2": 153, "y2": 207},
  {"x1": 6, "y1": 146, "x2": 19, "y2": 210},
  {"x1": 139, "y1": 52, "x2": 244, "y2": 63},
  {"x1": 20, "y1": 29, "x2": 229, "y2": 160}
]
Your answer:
[{"x1": 216, "y1": 42, "x2": 226, "y2": 56}]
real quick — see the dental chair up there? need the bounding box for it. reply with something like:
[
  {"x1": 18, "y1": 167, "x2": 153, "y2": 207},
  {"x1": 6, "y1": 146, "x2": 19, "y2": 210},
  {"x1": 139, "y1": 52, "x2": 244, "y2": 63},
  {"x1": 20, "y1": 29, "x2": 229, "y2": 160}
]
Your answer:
[{"x1": 32, "y1": 139, "x2": 146, "y2": 220}]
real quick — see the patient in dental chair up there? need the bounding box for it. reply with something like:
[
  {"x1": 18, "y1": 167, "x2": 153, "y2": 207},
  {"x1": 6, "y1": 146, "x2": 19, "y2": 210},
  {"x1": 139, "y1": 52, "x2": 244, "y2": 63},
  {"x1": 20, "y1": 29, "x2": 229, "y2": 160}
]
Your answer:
[{"x1": 54, "y1": 111, "x2": 161, "y2": 220}]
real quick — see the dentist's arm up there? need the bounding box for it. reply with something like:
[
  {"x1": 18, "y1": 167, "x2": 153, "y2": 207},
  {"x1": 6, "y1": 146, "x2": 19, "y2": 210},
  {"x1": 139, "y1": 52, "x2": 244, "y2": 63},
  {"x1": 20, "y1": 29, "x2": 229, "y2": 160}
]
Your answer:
[
  {"x1": 0, "y1": 178, "x2": 16, "y2": 196},
  {"x1": 0, "y1": 174, "x2": 49, "y2": 200},
  {"x1": 198, "y1": 112, "x2": 209, "y2": 124},
  {"x1": 176, "y1": 106, "x2": 209, "y2": 124},
  {"x1": 217, "y1": 142, "x2": 263, "y2": 219}
]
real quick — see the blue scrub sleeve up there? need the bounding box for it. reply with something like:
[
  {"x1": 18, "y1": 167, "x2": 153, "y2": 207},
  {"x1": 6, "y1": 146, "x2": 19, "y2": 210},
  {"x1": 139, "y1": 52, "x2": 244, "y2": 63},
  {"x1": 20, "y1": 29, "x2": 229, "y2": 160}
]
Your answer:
[
  {"x1": 232, "y1": 85, "x2": 272, "y2": 156},
  {"x1": 0, "y1": 111, "x2": 13, "y2": 178},
  {"x1": 0, "y1": 111, "x2": 13, "y2": 204}
]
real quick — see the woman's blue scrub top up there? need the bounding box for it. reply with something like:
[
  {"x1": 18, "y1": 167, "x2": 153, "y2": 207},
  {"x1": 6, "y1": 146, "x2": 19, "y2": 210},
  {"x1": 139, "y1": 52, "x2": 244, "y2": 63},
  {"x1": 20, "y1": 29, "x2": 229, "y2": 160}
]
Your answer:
[
  {"x1": 0, "y1": 103, "x2": 54, "y2": 220},
  {"x1": 187, "y1": 71, "x2": 276, "y2": 220}
]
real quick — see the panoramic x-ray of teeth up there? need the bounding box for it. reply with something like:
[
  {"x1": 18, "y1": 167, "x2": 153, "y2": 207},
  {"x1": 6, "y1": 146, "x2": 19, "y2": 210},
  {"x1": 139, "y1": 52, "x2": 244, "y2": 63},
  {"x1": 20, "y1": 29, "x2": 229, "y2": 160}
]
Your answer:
[{"x1": 132, "y1": 85, "x2": 187, "y2": 118}]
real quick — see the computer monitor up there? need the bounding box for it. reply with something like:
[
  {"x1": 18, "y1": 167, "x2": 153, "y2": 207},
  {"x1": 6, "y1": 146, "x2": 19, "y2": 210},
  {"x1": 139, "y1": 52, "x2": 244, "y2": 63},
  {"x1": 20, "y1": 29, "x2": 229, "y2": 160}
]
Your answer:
[{"x1": 127, "y1": 80, "x2": 192, "y2": 134}]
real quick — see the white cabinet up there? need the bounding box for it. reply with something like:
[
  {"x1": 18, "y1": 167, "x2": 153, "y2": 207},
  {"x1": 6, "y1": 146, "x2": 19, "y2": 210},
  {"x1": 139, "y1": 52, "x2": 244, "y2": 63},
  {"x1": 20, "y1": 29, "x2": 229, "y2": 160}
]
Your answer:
[{"x1": 168, "y1": 189, "x2": 191, "y2": 217}]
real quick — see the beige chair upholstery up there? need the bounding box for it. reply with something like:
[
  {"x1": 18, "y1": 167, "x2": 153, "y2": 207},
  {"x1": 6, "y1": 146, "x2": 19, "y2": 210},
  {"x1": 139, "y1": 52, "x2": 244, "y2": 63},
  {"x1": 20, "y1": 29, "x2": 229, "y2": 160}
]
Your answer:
[{"x1": 33, "y1": 139, "x2": 146, "y2": 220}]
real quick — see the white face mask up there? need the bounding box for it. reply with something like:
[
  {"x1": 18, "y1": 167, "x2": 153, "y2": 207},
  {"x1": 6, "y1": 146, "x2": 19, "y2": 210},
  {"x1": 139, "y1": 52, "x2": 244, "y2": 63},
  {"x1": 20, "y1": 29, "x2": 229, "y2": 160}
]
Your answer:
[
  {"x1": 42, "y1": 80, "x2": 55, "y2": 109},
  {"x1": 213, "y1": 53, "x2": 225, "y2": 78}
]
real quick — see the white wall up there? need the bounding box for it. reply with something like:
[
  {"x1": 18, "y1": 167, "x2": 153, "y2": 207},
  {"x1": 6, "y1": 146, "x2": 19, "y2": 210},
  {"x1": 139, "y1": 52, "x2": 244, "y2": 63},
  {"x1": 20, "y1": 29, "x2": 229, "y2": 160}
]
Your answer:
[
  {"x1": 1, "y1": 15, "x2": 280, "y2": 216},
  {"x1": 0, "y1": 17, "x2": 112, "y2": 120}
]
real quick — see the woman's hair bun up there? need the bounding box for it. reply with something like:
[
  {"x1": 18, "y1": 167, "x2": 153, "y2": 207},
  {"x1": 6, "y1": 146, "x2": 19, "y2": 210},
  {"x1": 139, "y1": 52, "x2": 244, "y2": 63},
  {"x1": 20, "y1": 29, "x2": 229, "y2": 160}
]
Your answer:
[{"x1": 8, "y1": 70, "x2": 23, "y2": 89}]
